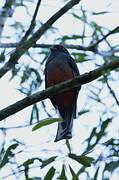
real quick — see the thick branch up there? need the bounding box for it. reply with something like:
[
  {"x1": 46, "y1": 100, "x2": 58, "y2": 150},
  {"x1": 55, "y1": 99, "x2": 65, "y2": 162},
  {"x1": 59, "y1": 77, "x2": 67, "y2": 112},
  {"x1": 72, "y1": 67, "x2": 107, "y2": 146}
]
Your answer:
[
  {"x1": 0, "y1": 59, "x2": 119, "y2": 121},
  {"x1": 0, "y1": 0, "x2": 81, "y2": 78}
]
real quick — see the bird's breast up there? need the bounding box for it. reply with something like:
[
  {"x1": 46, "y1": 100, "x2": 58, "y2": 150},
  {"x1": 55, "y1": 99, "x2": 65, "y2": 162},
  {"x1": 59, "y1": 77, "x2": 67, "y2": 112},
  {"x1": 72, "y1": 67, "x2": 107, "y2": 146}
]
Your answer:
[{"x1": 46, "y1": 59, "x2": 76, "y2": 107}]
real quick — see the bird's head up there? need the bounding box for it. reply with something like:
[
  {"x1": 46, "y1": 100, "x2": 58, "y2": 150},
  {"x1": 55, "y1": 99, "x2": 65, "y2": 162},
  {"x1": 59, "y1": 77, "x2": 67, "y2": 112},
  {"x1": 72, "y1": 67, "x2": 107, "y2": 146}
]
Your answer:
[{"x1": 50, "y1": 45, "x2": 69, "y2": 54}]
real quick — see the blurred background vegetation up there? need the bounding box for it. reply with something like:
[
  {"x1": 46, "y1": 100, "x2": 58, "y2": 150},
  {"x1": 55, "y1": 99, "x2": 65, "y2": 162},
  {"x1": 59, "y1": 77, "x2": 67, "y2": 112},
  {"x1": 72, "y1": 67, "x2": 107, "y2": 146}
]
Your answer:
[{"x1": 0, "y1": 0, "x2": 119, "y2": 179}]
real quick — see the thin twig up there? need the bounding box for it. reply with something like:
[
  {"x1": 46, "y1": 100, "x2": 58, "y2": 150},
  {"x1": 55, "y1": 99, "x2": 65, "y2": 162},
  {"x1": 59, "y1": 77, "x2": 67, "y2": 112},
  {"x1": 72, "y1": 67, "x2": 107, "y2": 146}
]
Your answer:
[
  {"x1": 20, "y1": 0, "x2": 42, "y2": 43},
  {"x1": 91, "y1": 26, "x2": 119, "y2": 49},
  {"x1": 106, "y1": 80, "x2": 119, "y2": 106},
  {"x1": 0, "y1": 0, "x2": 81, "y2": 79}
]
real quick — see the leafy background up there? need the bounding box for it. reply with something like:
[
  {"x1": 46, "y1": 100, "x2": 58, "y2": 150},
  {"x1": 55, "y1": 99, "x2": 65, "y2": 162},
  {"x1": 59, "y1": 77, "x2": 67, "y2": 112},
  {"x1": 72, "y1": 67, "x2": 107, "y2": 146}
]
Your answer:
[{"x1": 0, "y1": 0, "x2": 119, "y2": 179}]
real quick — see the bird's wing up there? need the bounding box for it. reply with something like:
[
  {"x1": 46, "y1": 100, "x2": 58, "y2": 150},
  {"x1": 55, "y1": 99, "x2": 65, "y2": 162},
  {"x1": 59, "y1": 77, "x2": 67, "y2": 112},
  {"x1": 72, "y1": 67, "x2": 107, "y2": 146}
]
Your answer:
[
  {"x1": 67, "y1": 55, "x2": 79, "y2": 76},
  {"x1": 44, "y1": 67, "x2": 47, "y2": 88},
  {"x1": 66, "y1": 54, "x2": 81, "y2": 118}
]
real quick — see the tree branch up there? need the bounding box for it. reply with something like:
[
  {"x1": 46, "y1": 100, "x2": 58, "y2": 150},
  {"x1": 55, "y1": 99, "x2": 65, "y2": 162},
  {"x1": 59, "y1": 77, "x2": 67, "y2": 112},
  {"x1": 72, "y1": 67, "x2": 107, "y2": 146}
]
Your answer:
[
  {"x1": 0, "y1": 25, "x2": 119, "y2": 51},
  {"x1": 91, "y1": 26, "x2": 119, "y2": 48},
  {"x1": 0, "y1": 59, "x2": 119, "y2": 121},
  {"x1": 106, "y1": 80, "x2": 119, "y2": 106},
  {"x1": 0, "y1": 43, "x2": 89, "y2": 50},
  {"x1": 0, "y1": 0, "x2": 81, "y2": 78},
  {"x1": 20, "y1": 0, "x2": 42, "y2": 43}
]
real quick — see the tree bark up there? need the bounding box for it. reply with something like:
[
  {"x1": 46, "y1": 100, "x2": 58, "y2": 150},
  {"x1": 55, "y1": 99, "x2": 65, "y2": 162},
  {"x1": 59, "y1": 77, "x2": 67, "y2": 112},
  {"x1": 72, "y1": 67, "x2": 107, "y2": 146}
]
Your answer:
[{"x1": 0, "y1": 59, "x2": 119, "y2": 121}]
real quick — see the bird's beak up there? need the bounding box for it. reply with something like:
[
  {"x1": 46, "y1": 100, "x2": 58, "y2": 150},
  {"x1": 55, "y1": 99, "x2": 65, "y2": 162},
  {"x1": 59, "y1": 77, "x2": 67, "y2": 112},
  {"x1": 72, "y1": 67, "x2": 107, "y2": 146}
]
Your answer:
[
  {"x1": 50, "y1": 46, "x2": 57, "y2": 51},
  {"x1": 50, "y1": 46, "x2": 55, "y2": 51},
  {"x1": 50, "y1": 47, "x2": 54, "y2": 51}
]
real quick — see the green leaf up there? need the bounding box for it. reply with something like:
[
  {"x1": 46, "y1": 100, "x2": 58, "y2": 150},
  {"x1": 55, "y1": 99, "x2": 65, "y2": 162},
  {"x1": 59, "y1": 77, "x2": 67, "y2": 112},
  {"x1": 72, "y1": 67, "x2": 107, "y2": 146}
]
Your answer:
[
  {"x1": 94, "y1": 167, "x2": 100, "y2": 180},
  {"x1": 66, "y1": 139, "x2": 71, "y2": 153},
  {"x1": 98, "y1": 70, "x2": 110, "y2": 83},
  {"x1": 23, "y1": 159, "x2": 34, "y2": 179},
  {"x1": 104, "y1": 161, "x2": 119, "y2": 173},
  {"x1": 20, "y1": 66, "x2": 30, "y2": 84},
  {"x1": 32, "y1": 118, "x2": 62, "y2": 131},
  {"x1": 59, "y1": 165, "x2": 67, "y2": 180},
  {"x1": 102, "y1": 138, "x2": 114, "y2": 146},
  {"x1": 72, "y1": 13, "x2": 81, "y2": 20},
  {"x1": 92, "y1": 11, "x2": 110, "y2": 15},
  {"x1": 10, "y1": 66, "x2": 20, "y2": 80},
  {"x1": 59, "y1": 35, "x2": 86, "y2": 42},
  {"x1": 85, "y1": 118, "x2": 112, "y2": 151},
  {"x1": 69, "y1": 154, "x2": 94, "y2": 167},
  {"x1": 72, "y1": 52, "x2": 88, "y2": 63},
  {"x1": 44, "y1": 167, "x2": 55, "y2": 180},
  {"x1": 23, "y1": 158, "x2": 40, "y2": 167},
  {"x1": 96, "y1": 118, "x2": 112, "y2": 142},
  {"x1": 82, "y1": 149, "x2": 94, "y2": 156},
  {"x1": 77, "y1": 166, "x2": 86, "y2": 176},
  {"x1": 72, "y1": 13, "x2": 87, "y2": 23},
  {"x1": 69, "y1": 165, "x2": 79, "y2": 180},
  {"x1": 91, "y1": 22, "x2": 102, "y2": 32},
  {"x1": 85, "y1": 127, "x2": 97, "y2": 147},
  {"x1": 23, "y1": 158, "x2": 42, "y2": 180},
  {"x1": 78, "y1": 109, "x2": 90, "y2": 116},
  {"x1": 0, "y1": 143, "x2": 19, "y2": 168},
  {"x1": 41, "y1": 156, "x2": 57, "y2": 168}
]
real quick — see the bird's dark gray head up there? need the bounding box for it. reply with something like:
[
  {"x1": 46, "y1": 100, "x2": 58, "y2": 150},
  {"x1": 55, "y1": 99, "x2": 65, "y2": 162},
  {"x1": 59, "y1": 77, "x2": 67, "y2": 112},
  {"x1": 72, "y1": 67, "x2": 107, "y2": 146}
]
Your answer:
[{"x1": 50, "y1": 45, "x2": 69, "y2": 54}]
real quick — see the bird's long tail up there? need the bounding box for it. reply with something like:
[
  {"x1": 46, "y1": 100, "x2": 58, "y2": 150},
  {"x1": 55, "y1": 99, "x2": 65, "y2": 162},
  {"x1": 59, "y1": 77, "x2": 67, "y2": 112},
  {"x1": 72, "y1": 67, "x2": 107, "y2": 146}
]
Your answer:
[{"x1": 54, "y1": 106, "x2": 74, "y2": 142}]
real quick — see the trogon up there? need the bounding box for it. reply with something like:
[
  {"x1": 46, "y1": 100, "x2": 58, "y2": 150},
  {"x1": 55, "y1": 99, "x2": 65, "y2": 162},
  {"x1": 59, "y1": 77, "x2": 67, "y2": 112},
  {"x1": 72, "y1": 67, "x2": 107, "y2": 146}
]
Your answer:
[{"x1": 44, "y1": 45, "x2": 81, "y2": 142}]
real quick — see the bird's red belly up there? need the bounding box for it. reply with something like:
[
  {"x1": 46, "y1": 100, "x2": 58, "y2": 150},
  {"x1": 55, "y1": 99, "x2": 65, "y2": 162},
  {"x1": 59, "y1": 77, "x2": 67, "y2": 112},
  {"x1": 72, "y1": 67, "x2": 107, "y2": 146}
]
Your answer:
[{"x1": 47, "y1": 61, "x2": 75, "y2": 107}]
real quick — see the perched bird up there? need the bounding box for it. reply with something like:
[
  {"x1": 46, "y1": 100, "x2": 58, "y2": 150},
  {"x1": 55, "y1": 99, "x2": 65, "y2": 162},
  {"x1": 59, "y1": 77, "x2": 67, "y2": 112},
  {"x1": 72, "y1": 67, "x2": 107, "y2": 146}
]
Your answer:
[{"x1": 44, "y1": 45, "x2": 81, "y2": 142}]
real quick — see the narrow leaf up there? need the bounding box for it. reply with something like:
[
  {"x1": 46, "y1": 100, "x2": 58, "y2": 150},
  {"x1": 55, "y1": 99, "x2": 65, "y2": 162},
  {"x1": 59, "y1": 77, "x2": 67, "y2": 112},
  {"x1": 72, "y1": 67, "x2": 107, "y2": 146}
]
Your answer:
[
  {"x1": 32, "y1": 118, "x2": 62, "y2": 131},
  {"x1": 23, "y1": 158, "x2": 41, "y2": 167},
  {"x1": 77, "y1": 166, "x2": 86, "y2": 176},
  {"x1": 59, "y1": 165, "x2": 67, "y2": 180},
  {"x1": 69, "y1": 153, "x2": 94, "y2": 167},
  {"x1": 78, "y1": 109, "x2": 90, "y2": 116},
  {"x1": 44, "y1": 167, "x2": 55, "y2": 180},
  {"x1": 92, "y1": 11, "x2": 110, "y2": 15},
  {"x1": 66, "y1": 139, "x2": 71, "y2": 153},
  {"x1": 0, "y1": 143, "x2": 18, "y2": 168},
  {"x1": 23, "y1": 158, "x2": 42, "y2": 180},
  {"x1": 104, "y1": 161, "x2": 119, "y2": 173},
  {"x1": 94, "y1": 167, "x2": 100, "y2": 180},
  {"x1": 41, "y1": 156, "x2": 57, "y2": 168},
  {"x1": 69, "y1": 165, "x2": 79, "y2": 180}
]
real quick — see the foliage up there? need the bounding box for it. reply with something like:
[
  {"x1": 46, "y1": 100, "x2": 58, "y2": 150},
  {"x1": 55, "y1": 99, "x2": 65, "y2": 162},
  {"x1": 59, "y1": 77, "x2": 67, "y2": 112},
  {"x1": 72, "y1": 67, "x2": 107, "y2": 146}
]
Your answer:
[
  {"x1": 0, "y1": 0, "x2": 119, "y2": 179},
  {"x1": 0, "y1": 144, "x2": 18, "y2": 168},
  {"x1": 32, "y1": 118, "x2": 63, "y2": 131}
]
